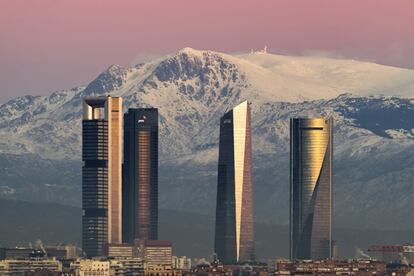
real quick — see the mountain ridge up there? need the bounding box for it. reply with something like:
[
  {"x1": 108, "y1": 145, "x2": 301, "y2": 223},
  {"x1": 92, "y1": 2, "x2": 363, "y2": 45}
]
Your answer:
[{"x1": 0, "y1": 48, "x2": 414, "y2": 230}]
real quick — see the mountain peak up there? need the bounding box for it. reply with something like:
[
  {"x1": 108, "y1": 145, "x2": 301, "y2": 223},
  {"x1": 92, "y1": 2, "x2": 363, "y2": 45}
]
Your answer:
[
  {"x1": 177, "y1": 47, "x2": 205, "y2": 57},
  {"x1": 83, "y1": 64, "x2": 127, "y2": 96},
  {"x1": 106, "y1": 64, "x2": 124, "y2": 72}
]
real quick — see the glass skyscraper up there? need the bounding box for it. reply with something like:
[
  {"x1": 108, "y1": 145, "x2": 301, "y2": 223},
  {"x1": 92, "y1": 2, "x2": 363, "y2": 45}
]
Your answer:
[
  {"x1": 290, "y1": 118, "x2": 333, "y2": 260},
  {"x1": 82, "y1": 96, "x2": 123, "y2": 257},
  {"x1": 214, "y1": 101, "x2": 255, "y2": 264},
  {"x1": 122, "y1": 108, "x2": 158, "y2": 243}
]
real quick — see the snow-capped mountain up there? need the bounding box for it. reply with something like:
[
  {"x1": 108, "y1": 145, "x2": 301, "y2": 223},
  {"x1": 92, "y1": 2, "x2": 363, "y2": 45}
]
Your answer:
[{"x1": 1, "y1": 48, "x2": 414, "y2": 229}]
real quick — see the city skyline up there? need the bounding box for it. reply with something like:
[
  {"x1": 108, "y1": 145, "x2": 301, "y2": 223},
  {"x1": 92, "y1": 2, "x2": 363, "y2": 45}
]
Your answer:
[
  {"x1": 1, "y1": 89, "x2": 412, "y2": 263},
  {"x1": 82, "y1": 97, "x2": 335, "y2": 261},
  {"x1": 1, "y1": 1, "x2": 413, "y2": 274}
]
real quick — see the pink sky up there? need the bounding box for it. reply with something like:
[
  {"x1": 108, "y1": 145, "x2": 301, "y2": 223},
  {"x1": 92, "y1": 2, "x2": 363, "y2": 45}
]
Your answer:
[{"x1": 0, "y1": 0, "x2": 413, "y2": 102}]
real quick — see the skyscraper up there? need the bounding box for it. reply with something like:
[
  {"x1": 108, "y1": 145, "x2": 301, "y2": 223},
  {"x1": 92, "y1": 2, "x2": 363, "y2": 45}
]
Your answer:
[
  {"x1": 290, "y1": 118, "x2": 333, "y2": 260},
  {"x1": 82, "y1": 96, "x2": 123, "y2": 257},
  {"x1": 214, "y1": 101, "x2": 255, "y2": 264},
  {"x1": 122, "y1": 108, "x2": 158, "y2": 243}
]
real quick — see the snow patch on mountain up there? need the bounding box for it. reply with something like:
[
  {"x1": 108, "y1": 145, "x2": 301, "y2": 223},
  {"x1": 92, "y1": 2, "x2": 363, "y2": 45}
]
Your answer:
[{"x1": 0, "y1": 48, "x2": 414, "y2": 228}]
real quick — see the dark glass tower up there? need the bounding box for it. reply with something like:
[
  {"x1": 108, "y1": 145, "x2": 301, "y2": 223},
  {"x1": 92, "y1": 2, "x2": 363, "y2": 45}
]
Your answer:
[
  {"x1": 122, "y1": 108, "x2": 158, "y2": 243},
  {"x1": 82, "y1": 96, "x2": 123, "y2": 257},
  {"x1": 290, "y1": 118, "x2": 333, "y2": 260},
  {"x1": 215, "y1": 101, "x2": 255, "y2": 264}
]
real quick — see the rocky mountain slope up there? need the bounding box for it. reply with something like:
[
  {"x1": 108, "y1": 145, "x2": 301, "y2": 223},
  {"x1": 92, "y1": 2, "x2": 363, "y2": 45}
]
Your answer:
[{"x1": 0, "y1": 48, "x2": 413, "y2": 230}]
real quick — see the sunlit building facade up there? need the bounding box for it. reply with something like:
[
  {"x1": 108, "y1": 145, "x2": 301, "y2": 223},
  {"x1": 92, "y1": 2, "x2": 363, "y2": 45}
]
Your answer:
[
  {"x1": 215, "y1": 101, "x2": 255, "y2": 264},
  {"x1": 122, "y1": 108, "x2": 158, "y2": 243},
  {"x1": 290, "y1": 118, "x2": 333, "y2": 260},
  {"x1": 82, "y1": 96, "x2": 123, "y2": 257}
]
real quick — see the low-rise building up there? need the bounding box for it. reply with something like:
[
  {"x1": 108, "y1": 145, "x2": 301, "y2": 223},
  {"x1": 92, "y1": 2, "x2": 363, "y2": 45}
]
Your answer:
[
  {"x1": 144, "y1": 240, "x2": 172, "y2": 270},
  {"x1": 108, "y1": 244, "x2": 135, "y2": 258},
  {"x1": 108, "y1": 240, "x2": 173, "y2": 274},
  {"x1": 275, "y1": 259, "x2": 388, "y2": 276},
  {"x1": 0, "y1": 245, "x2": 77, "y2": 260},
  {"x1": 72, "y1": 260, "x2": 111, "y2": 276},
  {"x1": 71, "y1": 258, "x2": 145, "y2": 276},
  {"x1": 0, "y1": 259, "x2": 62, "y2": 275},
  {"x1": 172, "y1": 256, "x2": 192, "y2": 270},
  {"x1": 184, "y1": 263, "x2": 231, "y2": 276},
  {"x1": 110, "y1": 258, "x2": 144, "y2": 275}
]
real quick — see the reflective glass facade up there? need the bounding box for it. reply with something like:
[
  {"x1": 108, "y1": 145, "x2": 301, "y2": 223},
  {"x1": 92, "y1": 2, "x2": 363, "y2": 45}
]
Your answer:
[
  {"x1": 122, "y1": 109, "x2": 158, "y2": 243},
  {"x1": 290, "y1": 118, "x2": 333, "y2": 260},
  {"x1": 215, "y1": 101, "x2": 255, "y2": 264},
  {"x1": 82, "y1": 96, "x2": 123, "y2": 257}
]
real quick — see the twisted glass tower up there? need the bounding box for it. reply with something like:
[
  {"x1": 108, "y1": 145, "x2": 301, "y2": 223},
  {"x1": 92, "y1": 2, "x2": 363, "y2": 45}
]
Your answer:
[
  {"x1": 122, "y1": 108, "x2": 158, "y2": 243},
  {"x1": 82, "y1": 96, "x2": 123, "y2": 257},
  {"x1": 290, "y1": 118, "x2": 333, "y2": 260},
  {"x1": 215, "y1": 101, "x2": 255, "y2": 264}
]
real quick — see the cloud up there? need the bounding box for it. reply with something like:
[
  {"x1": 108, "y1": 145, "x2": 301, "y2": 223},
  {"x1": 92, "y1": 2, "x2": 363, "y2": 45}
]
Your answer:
[{"x1": 130, "y1": 51, "x2": 169, "y2": 67}]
